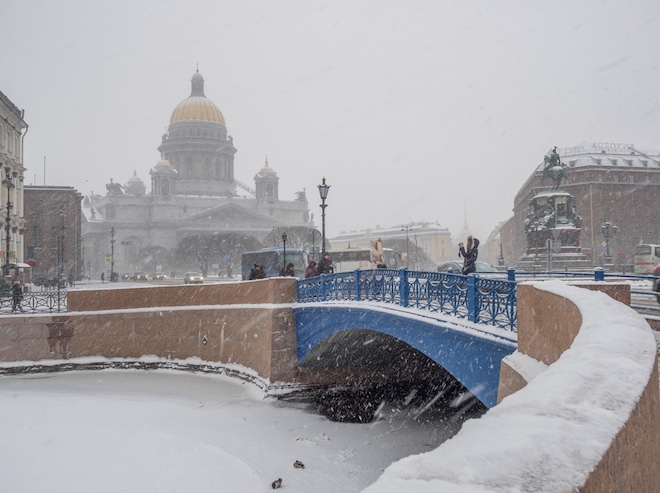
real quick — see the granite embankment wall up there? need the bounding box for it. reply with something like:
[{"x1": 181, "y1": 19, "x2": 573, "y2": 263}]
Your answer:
[
  {"x1": 498, "y1": 282, "x2": 659, "y2": 493},
  {"x1": 0, "y1": 279, "x2": 301, "y2": 385}
]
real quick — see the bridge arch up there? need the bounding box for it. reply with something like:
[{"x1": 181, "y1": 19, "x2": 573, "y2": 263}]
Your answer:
[{"x1": 293, "y1": 303, "x2": 516, "y2": 408}]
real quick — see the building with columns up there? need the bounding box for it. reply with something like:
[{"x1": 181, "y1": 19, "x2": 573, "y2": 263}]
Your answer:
[
  {"x1": 0, "y1": 90, "x2": 28, "y2": 274},
  {"x1": 82, "y1": 70, "x2": 311, "y2": 277}
]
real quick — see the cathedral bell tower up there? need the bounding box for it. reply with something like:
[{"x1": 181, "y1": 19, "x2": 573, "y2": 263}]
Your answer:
[{"x1": 254, "y1": 159, "x2": 279, "y2": 203}]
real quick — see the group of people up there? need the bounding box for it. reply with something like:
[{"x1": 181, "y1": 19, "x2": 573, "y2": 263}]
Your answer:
[
  {"x1": 248, "y1": 264, "x2": 267, "y2": 280},
  {"x1": 304, "y1": 254, "x2": 334, "y2": 278}
]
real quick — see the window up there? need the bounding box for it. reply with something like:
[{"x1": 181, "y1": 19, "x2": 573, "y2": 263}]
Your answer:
[
  {"x1": 629, "y1": 175, "x2": 634, "y2": 183},
  {"x1": 613, "y1": 175, "x2": 619, "y2": 183},
  {"x1": 597, "y1": 174, "x2": 603, "y2": 182}
]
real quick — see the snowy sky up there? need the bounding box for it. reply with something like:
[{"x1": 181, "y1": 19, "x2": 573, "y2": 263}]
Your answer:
[{"x1": 2, "y1": 0, "x2": 660, "y2": 239}]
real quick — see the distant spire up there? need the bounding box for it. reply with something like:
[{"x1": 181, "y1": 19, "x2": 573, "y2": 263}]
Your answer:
[{"x1": 463, "y1": 202, "x2": 468, "y2": 230}]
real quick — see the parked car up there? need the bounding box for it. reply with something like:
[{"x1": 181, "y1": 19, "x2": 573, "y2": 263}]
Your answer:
[
  {"x1": 184, "y1": 272, "x2": 204, "y2": 284},
  {"x1": 436, "y1": 260, "x2": 499, "y2": 273},
  {"x1": 653, "y1": 264, "x2": 660, "y2": 305},
  {"x1": 132, "y1": 271, "x2": 148, "y2": 281},
  {"x1": 153, "y1": 272, "x2": 167, "y2": 281}
]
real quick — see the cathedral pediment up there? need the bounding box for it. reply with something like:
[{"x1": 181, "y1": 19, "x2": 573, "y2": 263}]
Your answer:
[{"x1": 182, "y1": 202, "x2": 280, "y2": 229}]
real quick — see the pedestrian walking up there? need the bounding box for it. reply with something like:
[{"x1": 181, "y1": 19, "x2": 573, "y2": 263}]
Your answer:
[
  {"x1": 458, "y1": 236, "x2": 479, "y2": 275},
  {"x1": 11, "y1": 281, "x2": 24, "y2": 313}
]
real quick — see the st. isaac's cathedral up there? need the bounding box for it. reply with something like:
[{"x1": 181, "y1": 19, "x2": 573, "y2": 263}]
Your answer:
[{"x1": 82, "y1": 70, "x2": 311, "y2": 276}]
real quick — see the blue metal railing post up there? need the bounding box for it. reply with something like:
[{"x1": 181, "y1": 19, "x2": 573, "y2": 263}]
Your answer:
[
  {"x1": 399, "y1": 268, "x2": 409, "y2": 307},
  {"x1": 467, "y1": 274, "x2": 477, "y2": 323},
  {"x1": 507, "y1": 267, "x2": 516, "y2": 282},
  {"x1": 594, "y1": 267, "x2": 605, "y2": 281},
  {"x1": 354, "y1": 269, "x2": 361, "y2": 301},
  {"x1": 321, "y1": 274, "x2": 327, "y2": 301}
]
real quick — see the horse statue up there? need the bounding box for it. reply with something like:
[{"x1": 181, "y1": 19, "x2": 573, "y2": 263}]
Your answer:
[{"x1": 541, "y1": 147, "x2": 568, "y2": 190}]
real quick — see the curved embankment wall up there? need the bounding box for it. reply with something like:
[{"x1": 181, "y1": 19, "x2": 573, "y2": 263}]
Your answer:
[
  {"x1": 0, "y1": 279, "x2": 300, "y2": 387},
  {"x1": 363, "y1": 281, "x2": 659, "y2": 493}
]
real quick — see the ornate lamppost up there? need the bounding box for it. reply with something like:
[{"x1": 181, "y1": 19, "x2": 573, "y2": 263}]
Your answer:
[
  {"x1": 401, "y1": 224, "x2": 412, "y2": 269},
  {"x1": 59, "y1": 207, "x2": 66, "y2": 278},
  {"x1": 110, "y1": 227, "x2": 116, "y2": 282},
  {"x1": 601, "y1": 220, "x2": 618, "y2": 265},
  {"x1": 317, "y1": 178, "x2": 330, "y2": 255},
  {"x1": 281, "y1": 232, "x2": 287, "y2": 275},
  {"x1": 2, "y1": 167, "x2": 15, "y2": 277}
]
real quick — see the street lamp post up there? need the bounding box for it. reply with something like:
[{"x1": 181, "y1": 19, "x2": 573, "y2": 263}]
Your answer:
[
  {"x1": 281, "y1": 232, "x2": 287, "y2": 275},
  {"x1": 600, "y1": 220, "x2": 618, "y2": 266},
  {"x1": 317, "y1": 178, "x2": 330, "y2": 255},
  {"x1": 401, "y1": 225, "x2": 412, "y2": 269},
  {"x1": 110, "y1": 227, "x2": 116, "y2": 282},
  {"x1": 59, "y1": 207, "x2": 65, "y2": 278},
  {"x1": 2, "y1": 167, "x2": 15, "y2": 277}
]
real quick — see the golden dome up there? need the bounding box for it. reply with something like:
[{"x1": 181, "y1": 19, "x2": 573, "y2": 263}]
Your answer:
[{"x1": 170, "y1": 70, "x2": 226, "y2": 124}]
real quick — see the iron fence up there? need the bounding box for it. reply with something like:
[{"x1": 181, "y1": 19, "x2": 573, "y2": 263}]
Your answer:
[
  {"x1": 0, "y1": 289, "x2": 68, "y2": 315},
  {"x1": 296, "y1": 268, "x2": 518, "y2": 331}
]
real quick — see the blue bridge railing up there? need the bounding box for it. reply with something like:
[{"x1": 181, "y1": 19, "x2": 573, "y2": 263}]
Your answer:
[{"x1": 296, "y1": 268, "x2": 518, "y2": 332}]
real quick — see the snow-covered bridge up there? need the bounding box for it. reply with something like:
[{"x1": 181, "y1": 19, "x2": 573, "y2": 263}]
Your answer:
[{"x1": 294, "y1": 269, "x2": 517, "y2": 408}]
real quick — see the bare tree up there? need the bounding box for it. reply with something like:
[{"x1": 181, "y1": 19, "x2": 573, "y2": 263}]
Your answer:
[
  {"x1": 174, "y1": 234, "x2": 262, "y2": 277},
  {"x1": 263, "y1": 226, "x2": 322, "y2": 252}
]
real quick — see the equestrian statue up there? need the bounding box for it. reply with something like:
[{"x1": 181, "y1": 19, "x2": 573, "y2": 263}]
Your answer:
[{"x1": 541, "y1": 146, "x2": 568, "y2": 190}]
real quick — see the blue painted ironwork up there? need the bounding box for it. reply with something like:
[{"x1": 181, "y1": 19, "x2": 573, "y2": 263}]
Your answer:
[
  {"x1": 296, "y1": 268, "x2": 518, "y2": 331},
  {"x1": 294, "y1": 304, "x2": 516, "y2": 408},
  {"x1": 0, "y1": 289, "x2": 68, "y2": 315}
]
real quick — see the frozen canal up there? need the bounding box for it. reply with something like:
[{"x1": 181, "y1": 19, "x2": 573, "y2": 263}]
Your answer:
[{"x1": 0, "y1": 369, "x2": 481, "y2": 493}]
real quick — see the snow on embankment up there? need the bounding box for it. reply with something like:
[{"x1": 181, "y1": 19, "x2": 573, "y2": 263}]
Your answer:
[{"x1": 362, "y1": 281, "x2": 658, "y2": 493}]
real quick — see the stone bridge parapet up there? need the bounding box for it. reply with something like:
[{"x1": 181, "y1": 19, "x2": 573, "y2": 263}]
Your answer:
[{"x1": 0, "y1": 279, "x2": 301, "y2": 386}]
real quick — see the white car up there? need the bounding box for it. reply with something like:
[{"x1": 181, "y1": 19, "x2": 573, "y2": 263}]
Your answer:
[{"x1": 184, "y1": 272, "x2": 204, "y2": 284}]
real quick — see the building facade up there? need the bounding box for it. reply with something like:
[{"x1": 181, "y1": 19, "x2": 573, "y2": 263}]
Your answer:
[
  {"x1": 0, "y1": 90, "x2": 28, "y2": 274},
  {"x1": 82, "y1": 70, "x2": 311, "y2": 277},
  {"x1": 500, "y1": 143, "x2": 660, "y2": 268},
  {"x1": 329, "y1": 222, "x2": 453, "y2": 266},
  {"x1": 23, "y1": 186, "x2": 84, "y2": 281}
]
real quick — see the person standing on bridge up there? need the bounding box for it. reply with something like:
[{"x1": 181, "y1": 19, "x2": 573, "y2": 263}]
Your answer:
[
  {"x1": 459, "y1": 236, "x2": 479, "y2": 275},
  {"x1": 317, "y1": 254, "x2": 334, "y2": 274},
  {"x1": 305, "y1": 259, "x2": 318, "y2": 278},
  {"x1": 370, "y1": 238, "x2": 386, "y2": 268}
]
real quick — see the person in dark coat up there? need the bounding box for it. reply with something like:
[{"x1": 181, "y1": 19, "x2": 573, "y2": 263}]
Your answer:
[
  {"x1": 458, "y1": 236, "x2": 480, "y2": 275},
  {"x1": 317, "y1": 254, "x2": 334, "y2": 274},
  {"x1": 257, "y1": 265, "x2": 267, "y2": 279},
  {"x1": 305, "y1": 259, "x2": 318, "y2": 278},
  {"x1": 280, "y1": 263, "x2": 295, "y2": 277},
  {"x1": 248, "y1": 264, "x2": 260, "y2": 280},
  {"x1": 11, "y1": 281, "x2": 24, "y2": 313}
]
